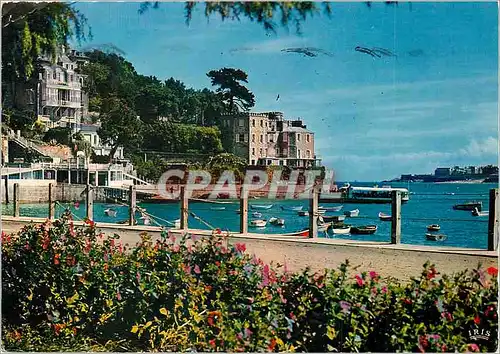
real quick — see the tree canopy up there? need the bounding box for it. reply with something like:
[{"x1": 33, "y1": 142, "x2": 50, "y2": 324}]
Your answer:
[{"x1": 207, "y1": 68, "x2": 255, "y2": 113}]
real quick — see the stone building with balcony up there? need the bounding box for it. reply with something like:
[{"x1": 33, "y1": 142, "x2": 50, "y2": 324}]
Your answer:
[{"x1": 221, "y1": 111, "x2": 320, "y2": 168}]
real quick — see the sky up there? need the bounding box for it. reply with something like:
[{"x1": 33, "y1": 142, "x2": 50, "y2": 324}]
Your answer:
[{"x1": 73, "y1": 2, "x2": 499, "y2": 181}]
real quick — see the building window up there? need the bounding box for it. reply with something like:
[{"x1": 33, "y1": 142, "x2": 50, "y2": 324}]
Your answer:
[
  {"x1": 239, "y1": 119, "x2": 244, "y2": 127},
  {"x1": 306, "y1": 150, "x2": 311, "y2": 158},
  {"x1": 53, "y1": 71, "x2": 57, "y2": 80},
  {"x1": 259, "y1": 148, "x2": 263, "y2": 156},
  {"x1": 279, "y1": 160, "x2": 284, "y2": 166},
  {"x1": 298, "y1": 150, "x2": 301, "y2": 158},
  {"x1": 244, "y1": 134, "x2": 248, "y2": 142},
  {"x1": 252, "y1": 119, "x2": 255, "y2": 127},
  {"x1": 239, "y1": 133, "x2": 245, "y2": 142},
  {"x1": 297, "y1": 134, "x2": 301, "y2": 141},
  {"x1": 260, "y1": 120, "x2": 263, "y2": 127},
  {"x1": 236, "y1": 135, "x2": 240, "y2": 142},
  {"x1": 70, "y1": 75, "x2": 73, "y2": 82},
  {"x1": 251, "y1": 160, "x2": 255, "y2": 165},
  {"x1": 276, "y1": 148, "x2": 279, "y2": 155},
  {"x1": 260, "y1": 135, "x2": 263, "y2": 143},
  {"x1": 268, "y1": 160, "x2": 272, "y2": 165},
  {"x1": 252, "y1": 134, "x2": 255, "y2": 142},
  {"x1": 306, "y1": 134, "x2": 310, "y2": 143},
  {"x1": 252, "y1": 148, "x2": 255, "y2": 155},
  {"x1": 269, "y1": 135, "x2": 274, "y2": 143}
]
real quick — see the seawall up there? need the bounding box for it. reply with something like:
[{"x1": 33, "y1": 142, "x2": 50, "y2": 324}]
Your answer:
[{"x1": 2, "y1": 216, "x2": 496, "y2": 281}]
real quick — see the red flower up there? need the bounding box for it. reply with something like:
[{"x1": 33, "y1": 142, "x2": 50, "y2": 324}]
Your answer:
[
  {"x1": 268, "y1": 338, "x2": 277, "y2": 351},
  {"x1": 116, "y1": 291, "x2": 122, "y2": 301},
  {"x1": 84, "y1": 219, "x2": 95, "y2": 228},
  {"x1": 355, "y1": 274, "x2": 364, "y2": 287},
  {"x1": 487, "y1": 267, "x2": 498, "y2": 276},
  {"x1": 215, "y1": 261, "x2": 221, "y2": 267},
  {"x1": 427, "y1": 267, "x2": 438, "y2": 279},
  {"x1": 235, "y1": 243, "x2": 246, "y2": 253},
  {"x1": 369, "y1": 270, "x2": 378, "y2": 279},
  {"x1": 474, "y1": 315, "x2": 481, "y2": 324},
  {"x1": 215, "y1": 228, "x2": 222, "y2": 234},
  {"x1": 403, "y1": 298, "x2": 412, "y2": 305},
  {"x1": 468, "y1": 343, "x2": 480, "y2": 352},
  {"x1": 209, "y1": 339, "x2": 216, "y2": 348},
  {"x1": 54, "y1": 254, "x2": 60, "y2": 265},
  {"x1": 207, "y1": 316, "x2": 215, "y2": 326}
]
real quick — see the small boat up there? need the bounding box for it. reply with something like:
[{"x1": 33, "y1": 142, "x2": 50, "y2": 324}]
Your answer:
[
  {"x1": 332, "y1": 225, "x2": 351, "y2": 234},
  {"x1": 269, "y1": 217, "x2": 285, "y2": 226},
  {"x1": 427, "y1": 224, "x2": 441, "y2": 232},
  {"x1": 319, "y1": 205, "x2": 343, "y2": 212},
  {"x1": 174, "y1": 219, "x2": 181, "y2": 228},
  {"x1": 298, "y1": 211, "x2": 309, "y2": 217},
  {"x1": 350, "y1": 225, "x2": 377, "y2": 235},
  {"x1": 322, "y1": 215, "x2": 346, "y2": 223},
  {"x1": 236, "y1": 209, "x2": 241, "y2": 214},
  {"x1": 453, "y1": 202, "x2": 482, "y2": 211},
  {"x1": 426, "y1": 233, "x2": 447, "y2": 241},
  {"x1": 281, "y1": 205, "x2": 304, "y2": 211},
  {"x1": 251, "y1": 204, "x2": 273, "y2": 210},
  {"x1": 252, "y1": 211, "x2": 263, "y2": 218},
  {"x1": 104, "y1": 208, "x2": 117, "y2": 217},
  {"x1": 472, "y1": 207, "x2": 489, "y2": 217},
  {"x1": 210, "y1": 206, "x2": 226, "y2": 211},
  {"x1": 250, "y1": 219, "x2": 267, "y2": 227},
  {"x1": 378, "y1": 212, "x2": 392, "y2": 221},
  {"x1": 344, "y1": 209, "x2": 360, "y2": 217},
  {"x1": 282, "y1": 229, "x2": 309, "y2": 237}
]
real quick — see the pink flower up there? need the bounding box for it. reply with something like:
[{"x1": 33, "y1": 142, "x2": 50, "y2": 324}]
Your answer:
[
  {"x1": 355, "y1": 274, "x2": 364, "y2": 287},
  {"x1": 235, "y1": 243, "x2": 246, "y2": 253},
  {"x1": 244, "y1": 328, "x2": 253, "y2": 338},
  {"x1": 183, "y1": 264, "x2": 191, "y2": 275},
  {"x1": 381, "y1": 286, "x2": 387, "y2": 293},
  {"x1": 487, "y1": 267, "x2": 498, "y2": 276},
  {"x1": 172, "y1": 244, "x2": 180, "y2": 252},
  {"x1": 194, "y1": 265, "x2": 201, "y2": 274},
  {"x1": 369, "y1": 271, "x2": 378, "y2": 279},
  {"x1": 116, "y1": 291, "x2": 122, "y2": 301},
  {"x1": 468, "y1": 343, "x2": 480, "y2": 352},
  {"x1": 136, "y1": 272, "x2": 141, "y2": 282},
  {"x1": 371, "y1": 287, "x2": 378, "y2": 295}
]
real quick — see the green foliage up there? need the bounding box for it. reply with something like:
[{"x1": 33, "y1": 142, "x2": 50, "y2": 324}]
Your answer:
[
  {"x1": 43, "y1": 127, "x2": 72, "y2": 145},
  {"x1": 1, "y1": 217, "x2": 498, "y2": 352},
  {"x1": 207, "y1": 68, "x2": 255, "y2": 113},
  {"x1": 205, "y1": 153, "x2": 248, "y2": 181}
]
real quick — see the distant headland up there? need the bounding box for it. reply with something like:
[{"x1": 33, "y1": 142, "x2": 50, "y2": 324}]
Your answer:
[{"x1": 388, "y1": 164, "x2": 499, "y2": 183}]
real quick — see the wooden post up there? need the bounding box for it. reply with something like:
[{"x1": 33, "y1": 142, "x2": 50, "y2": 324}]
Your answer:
[
  {"x1": 86, "y1": 184, "x2": 93, "y2": 221},
  {"x1": 180, "y1": 185, "x2": 188, "y2": 230},
  {"x1": 128, "y1": 185, "x2": 136, "y2": 226},
  {"x1": 240, "y1": 185, "x2": 248, "y2": 234},
  {"x1": 48, "y1": 183, "x2": 55, "y2": 219},
  {"x1": 13, "y1": 183, "x2": 20, "y2": 217},
  {"x1": 488, "y1": 188, "x2": 499, "y2": 251},
  {"x1": 308, "y1": 185, "x2": 319, "y2": 238},
  {"x1": 4, "y1": 176, "x2": 9, "y2": 204},
  {"x1": 391, "y1": 190, "x2": 402, "y2": 244}
]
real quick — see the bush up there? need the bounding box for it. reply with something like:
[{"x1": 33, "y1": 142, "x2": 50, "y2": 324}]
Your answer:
[{"x1": 2, "y1": 214, "x2": 498, "y2": 352}]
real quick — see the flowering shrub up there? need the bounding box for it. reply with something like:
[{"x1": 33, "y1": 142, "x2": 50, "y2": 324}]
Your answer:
[{"x1": 2, "y1": 213, "x2": 498, "y2": 352}]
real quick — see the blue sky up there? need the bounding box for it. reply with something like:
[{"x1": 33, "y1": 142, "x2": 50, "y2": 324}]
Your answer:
[{"x1": 74, "y1": 2, "x2": 498, "y2": 181}]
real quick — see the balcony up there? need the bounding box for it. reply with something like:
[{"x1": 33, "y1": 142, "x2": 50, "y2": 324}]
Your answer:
[{"x1": 41, "y1": 99, "x2": 82, "y2": 108}]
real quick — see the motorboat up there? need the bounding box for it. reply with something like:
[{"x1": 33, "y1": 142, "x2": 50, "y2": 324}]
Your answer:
[
  {"x1": 472, "y1": 207, "x2": 489, "y2": 217},
  {"x1": 350, "y1": 225, "x2": 377, "y2": 235},
  {"x1": 453, "y1": 202, "x2": 482, "y2": 211},
  {"x1": 252, "y1": 211, "x2": 263, "y2": 218},
  {"x1": 250, "y1": 204, "x2": 273, "y2": 210},
  {"x1": 281, "y1": 205, "x2": 304, "y2": 212},
  {"x1": 269, "y1": 217, "x2": 285, "y2": 226},
  {"x1": 378, "y1": 212, "x2": 392, "y2": 221},
  {"x1": 298, "y1": 211, "x2": 309, "y2": 217},
  {"x1": 319, "y1": 205, "x2": 343, "y2": 212},
  {"x1": 322, "y1": 215, "x2": 346, "y2": 223},
  {"x1": 426, "y1": 233, "x2": 447, "y2": 241},
  {"x1": 250, "y1": 219, "x2": 267, "y2": 227},
  {"x1": 344, "y1": 209, "x2": 360, "y2": 217},
  {"x1": 210, "y1": 206, "x2": 226, "y2": 211},
  {"x1": 282, "y1": 229, "x2": 309, "y2": 237},
  {"x1": 332, "y1": 225, "x2": 351, "y2": 235},
  {"x1": 427, "y1": 224, "x2": 441, "y2": 232},
  {"x1": 104, "y1": 208, "x2": 117, "y2": 217}
]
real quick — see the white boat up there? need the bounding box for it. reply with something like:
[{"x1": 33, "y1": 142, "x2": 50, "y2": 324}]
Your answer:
[
  {"x1": 281, "y1": 205, "x2": 304, "y2": 211},
  {"x1": 252, "y1": 211, "x2": 263, "y2": 218},
  {"x1": 332, "y1": 225, "x2": 351, "y2": 234},
  {"x1": 344, "y1": 209, "x2": 360, "y2": 217},
  {"x1": 426, "y1": 233, "x2": 447, "y2": 241},
  {"x1": 319, "y1": 205, "x2": 343, "y2": 212},
  {"x1": 174, "y1": 219, "x2": 181, "y2": 228},
  {"x1": 472, "y1": 207, "x2": 489, "y2": 217},
  {"x1": 250, "y1": 204, "x2": 273, "y2": 210},
  {"x1": 104, "y1": 208, "x2": 117, "y2": 217},
  {"x1": 210, "y1": 206, "x2": 226, "y2": 211},
  {"x1": 378, "y1": 212, "x2": 392, "y2": 221},
  {"x1": 250, "y1": 219, "x2": 267, "y2": 227},
  {"x1": 269, "y1": 217, "x2": 285, "y2": 226},
  {"x1": 427, "y1": 224, "x2": 441, "y2": 232},
  {"x1": 298, "y1": 210, "x2": 309, "y2": 216}
]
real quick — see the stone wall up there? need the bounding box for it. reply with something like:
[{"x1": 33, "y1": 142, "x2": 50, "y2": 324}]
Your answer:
[{"x1": 1, "y1": 182, "x2": 86, "y2": 203}]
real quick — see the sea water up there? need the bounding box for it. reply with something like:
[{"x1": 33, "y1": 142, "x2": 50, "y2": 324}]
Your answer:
[{"x1": 2, "y1": 182, "x2": 496, "y2": 250}]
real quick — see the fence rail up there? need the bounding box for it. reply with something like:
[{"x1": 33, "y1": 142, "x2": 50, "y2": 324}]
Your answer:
[{"x1": 5, "y1": 183, "x2": 499, "y2": 251}]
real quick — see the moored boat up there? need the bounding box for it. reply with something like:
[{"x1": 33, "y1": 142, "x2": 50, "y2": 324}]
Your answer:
[
  {"x1": 332, "y1": 225, "x2": 351, "y2": 234},
  {"x1": 472, "y1": 207, "x2": 489, "y2": 217},
  {"x1": 350, "y1": 225, "x2": 377, "y2": 235},
  {"x1": 252, "y1": 211, "x2": 263, "y2": 218},
  {"x1": 427, "y1": 224, "x2": 441, "y2": 232},
  {"x1": 344, "y1": 209, "x2": 360, "y2": 217},
  {"x1": 298, "y1": 210, "x2": 309, "y2": 216},
  {"x1": 426, "y1": 233, "x2": 447, "y2": 241},
  {"x1": 318, "y1": 222, "x2": 330, "y2": 232},
  {"x1": 251, "y1": 204, "x2": 274, "y2": 210},
  {"x1": 269, "y1": 217, "x2": 285, "y2": 226},
  {"x1": 281, "y1": 229, "x2": 309, "y2": 237},
  {"x1": 319, "y1": 205, "x2": 343, "y2": 212},
  {"x1": 104, "y1": 208, "x2": 117, "y2": 217},
  {"x1": 210, "y1": 206, "x2": 226, "y2": 211},
  {"x1": 378, "y1": 212, "x2": 392, "y2": 221},
  {"x1": 453, "y1": 201, "x2": 482, "y2": 211},
  {"x1": 250, "y1": 219, "x2": 267, "y2": 227},
  {"x1": 322, "y1": 215, "x2": 346, "y2": 223},
  {"x1": 281, "y1": 205, "x2": 304, "y2": 211}
]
